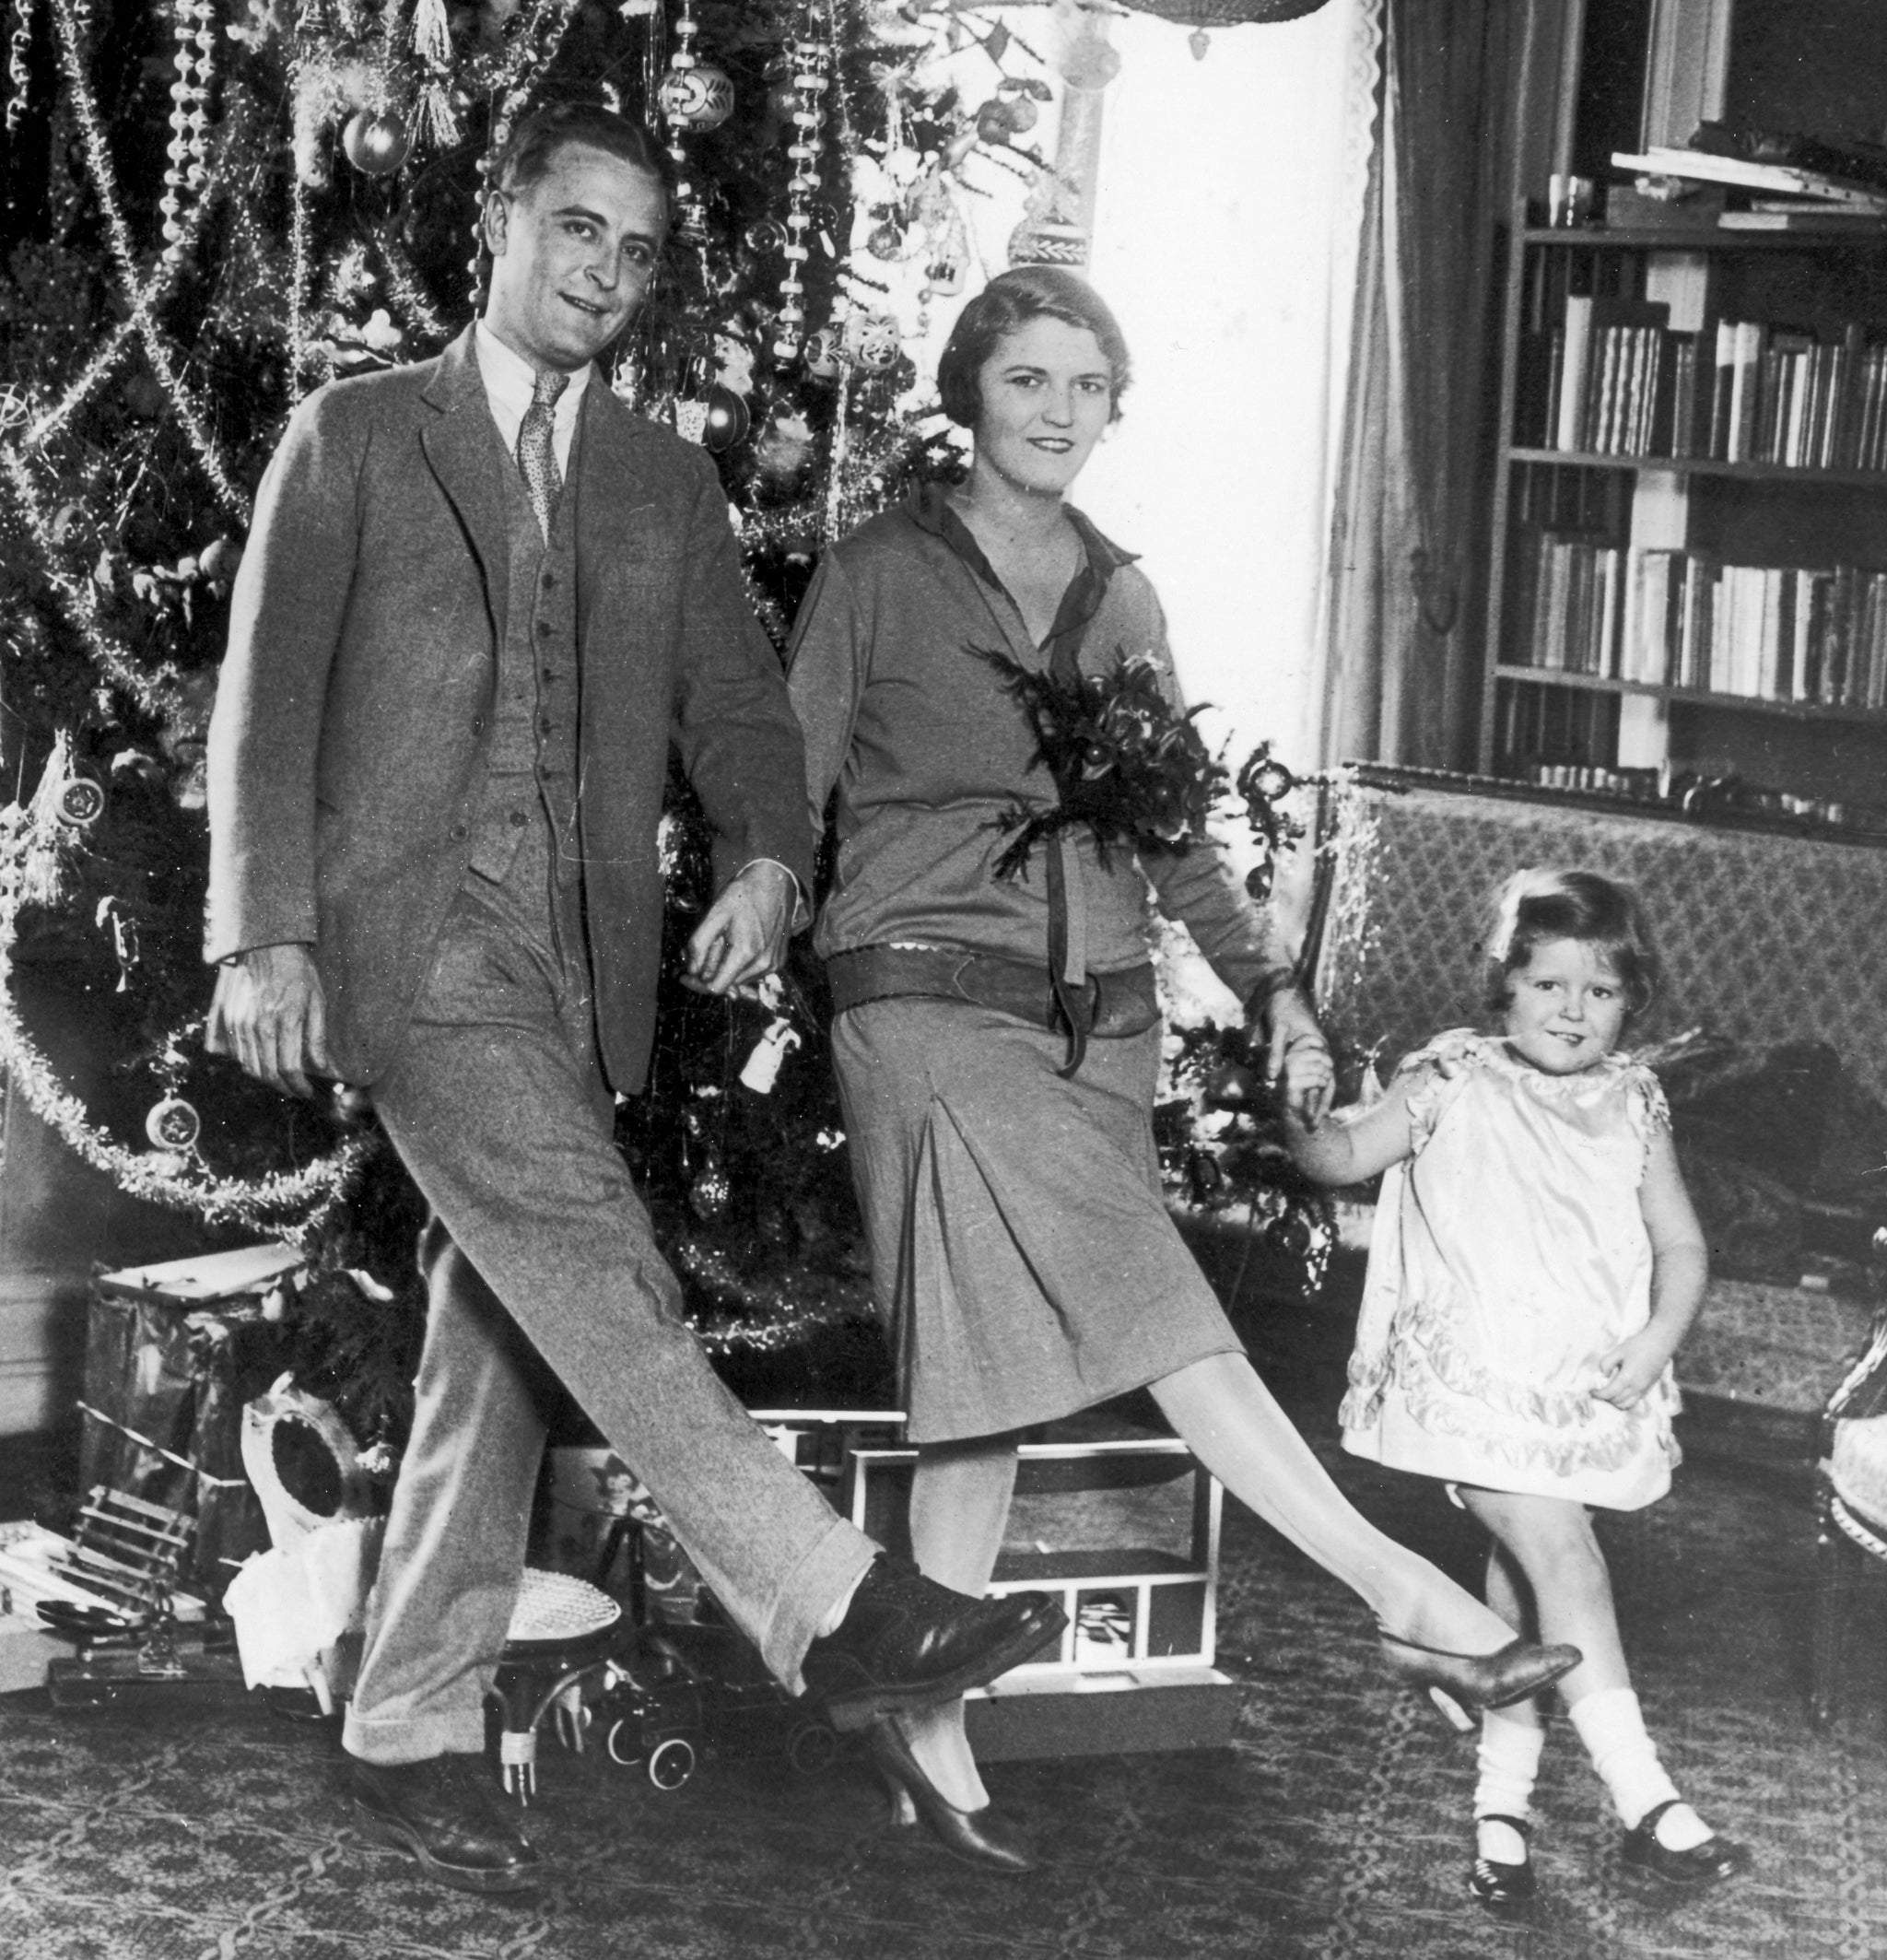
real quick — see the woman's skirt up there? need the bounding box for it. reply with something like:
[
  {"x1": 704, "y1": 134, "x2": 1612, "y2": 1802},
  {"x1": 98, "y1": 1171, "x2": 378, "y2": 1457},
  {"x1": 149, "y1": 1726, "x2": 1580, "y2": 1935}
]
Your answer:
[{"x1": 830, "y1": 995, "x2": 1241, "y2": 1443}]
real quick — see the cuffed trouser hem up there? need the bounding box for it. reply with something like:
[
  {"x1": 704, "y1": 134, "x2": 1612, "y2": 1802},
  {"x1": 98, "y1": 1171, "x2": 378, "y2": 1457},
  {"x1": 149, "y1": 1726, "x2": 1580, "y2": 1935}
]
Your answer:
[
  {"x1": 762, "y1": 1517, "x2": 879, "y2": 1696},
  {"x1": 342, "y1": 1701, "x2": 490, "y2": 1766}
]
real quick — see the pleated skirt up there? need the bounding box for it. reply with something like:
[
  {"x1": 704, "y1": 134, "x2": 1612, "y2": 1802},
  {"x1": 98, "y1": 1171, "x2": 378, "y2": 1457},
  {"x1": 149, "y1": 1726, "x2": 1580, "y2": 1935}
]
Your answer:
[{"x1": 829, "y1": 996, "x2": 1241, "y2": 1443}]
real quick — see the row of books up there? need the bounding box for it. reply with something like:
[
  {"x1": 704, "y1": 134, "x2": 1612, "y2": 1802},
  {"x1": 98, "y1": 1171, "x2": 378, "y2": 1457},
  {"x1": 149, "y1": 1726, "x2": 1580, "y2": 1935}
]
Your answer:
[
  {"x1": 1534, "y1": 302, "x2": 1887, "y2": 469},
  {"x1": 1512, "y1": 533, "x2": 1887, "y2": 708}
]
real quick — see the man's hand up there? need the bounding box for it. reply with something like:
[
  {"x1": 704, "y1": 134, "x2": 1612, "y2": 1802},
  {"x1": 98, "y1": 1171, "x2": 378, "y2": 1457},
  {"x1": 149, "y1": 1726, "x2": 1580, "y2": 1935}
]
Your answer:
[
  {"x1": 682, "y1": 860, "x2": 797, "y2": 998},
  {"x1": 205, "y1": 943, "x2": 334, "y2": 1098}
]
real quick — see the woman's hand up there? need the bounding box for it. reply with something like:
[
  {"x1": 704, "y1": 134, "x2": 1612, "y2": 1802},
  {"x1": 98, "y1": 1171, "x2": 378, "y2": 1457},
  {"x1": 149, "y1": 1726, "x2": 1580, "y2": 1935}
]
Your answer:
[
  {"x1": 1265, "y1": 995, "x2": 1335, "y2": 1126},
  {"x1": 1591, "y1": 1328, "x2": 1678, "y2": 1409}
]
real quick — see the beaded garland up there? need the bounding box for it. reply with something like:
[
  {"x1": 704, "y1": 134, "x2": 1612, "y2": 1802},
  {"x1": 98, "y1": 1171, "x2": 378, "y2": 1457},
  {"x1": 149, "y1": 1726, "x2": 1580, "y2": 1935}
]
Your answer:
[{"x1": 772, "y1": 30, "x2": 831, "y2": 360}]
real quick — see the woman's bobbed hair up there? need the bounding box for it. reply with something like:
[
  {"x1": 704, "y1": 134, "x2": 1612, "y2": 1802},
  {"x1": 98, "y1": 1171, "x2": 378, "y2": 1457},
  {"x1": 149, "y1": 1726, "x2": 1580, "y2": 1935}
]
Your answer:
[
  {"x1": 1480, "y1": 868, "x2": 1660, "y2": 1027},
  {"x1": 935, "y1": 266, "x2": 1131, "y2": 429}
]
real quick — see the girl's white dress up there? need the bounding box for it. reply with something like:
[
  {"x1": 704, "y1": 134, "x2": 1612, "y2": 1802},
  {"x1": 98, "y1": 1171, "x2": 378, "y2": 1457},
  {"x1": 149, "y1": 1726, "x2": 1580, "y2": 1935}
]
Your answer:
[{"x1": 1340, "y1": 1029, "x2": 1682, "y2": 1511}]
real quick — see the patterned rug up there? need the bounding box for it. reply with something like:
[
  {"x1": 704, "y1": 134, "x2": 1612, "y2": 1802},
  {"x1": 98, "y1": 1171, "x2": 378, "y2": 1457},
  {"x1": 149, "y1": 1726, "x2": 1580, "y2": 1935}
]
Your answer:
[{"x1": 4, "y1": 1387, "x2": 1886, "y2": 1960}]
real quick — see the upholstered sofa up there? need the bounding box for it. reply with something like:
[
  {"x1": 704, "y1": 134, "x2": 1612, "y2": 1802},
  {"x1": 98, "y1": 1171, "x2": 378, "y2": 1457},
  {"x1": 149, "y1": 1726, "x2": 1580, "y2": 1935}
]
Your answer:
[{"x1": 1307, "y1": 765, "x2": 1887, "y2": 1459}]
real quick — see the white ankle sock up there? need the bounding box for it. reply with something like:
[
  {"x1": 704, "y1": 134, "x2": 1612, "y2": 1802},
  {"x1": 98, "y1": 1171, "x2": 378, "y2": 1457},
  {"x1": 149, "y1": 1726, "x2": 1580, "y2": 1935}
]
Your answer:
[
  {"x1": 1474, "y1": 1706, "x2": 1544, "y2": 1863},
  {"x1": 1566, "y1": 1687, "x2": 1706, "y2": 1843}
]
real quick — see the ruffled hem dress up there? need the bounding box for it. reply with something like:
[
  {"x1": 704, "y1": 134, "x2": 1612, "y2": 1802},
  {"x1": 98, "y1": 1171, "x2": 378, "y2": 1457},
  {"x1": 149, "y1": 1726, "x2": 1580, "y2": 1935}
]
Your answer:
[{"x1": 1339, "y1": 1029, "x2": 1682, "y2": 1511}]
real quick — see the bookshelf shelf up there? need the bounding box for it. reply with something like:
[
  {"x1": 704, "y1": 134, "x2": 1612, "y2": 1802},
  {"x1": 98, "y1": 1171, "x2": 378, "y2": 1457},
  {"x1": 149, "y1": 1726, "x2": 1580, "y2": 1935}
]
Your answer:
[
  {"x1": 1493, "y1": 665, "x2": 1887, "y2": 726},
  {"x1": 1507, "y1": 446, "x2": 1887, "y2": 486},
  {"x1": 1520, "y1": 226, "x2": 1887, "y2": 253},
  {"x1": 1480, "y1": 200, "x2": 1887, "y2": 826}
]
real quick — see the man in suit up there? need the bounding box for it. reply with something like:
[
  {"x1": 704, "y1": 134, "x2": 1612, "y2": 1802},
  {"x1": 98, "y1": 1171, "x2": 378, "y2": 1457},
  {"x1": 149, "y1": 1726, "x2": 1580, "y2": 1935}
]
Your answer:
[{"x1": 205, "y1": 101, "x2": 1061, "y2": 1895}]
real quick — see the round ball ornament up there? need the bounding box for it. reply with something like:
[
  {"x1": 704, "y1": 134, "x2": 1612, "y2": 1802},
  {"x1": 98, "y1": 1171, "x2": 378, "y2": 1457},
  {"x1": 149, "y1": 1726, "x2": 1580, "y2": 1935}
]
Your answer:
[
  {"x1": 343, "y1": 110, "x2": 411, "y2": 177},
  {"x1": 975, "y1": 100, "x2": 1013, "y2": 147},
  {"x1": 802, "y1": 326, "x2": 842, "y2": 380},
  {"x1": 850, "y1": 313, "x2": 901, "y2": 370},
  {"x1": 54, "y1": 776, "x2": 106, "y2": 829},
  {"x1": 145, "y1": 1096, "x2": 202, "y2": 1153},
  {"x1": 657, "y1": 64, "x2": 734, "y2": 132},
  {"x1": 701, "y1": 383, "x2": 750, "y2": 455}
]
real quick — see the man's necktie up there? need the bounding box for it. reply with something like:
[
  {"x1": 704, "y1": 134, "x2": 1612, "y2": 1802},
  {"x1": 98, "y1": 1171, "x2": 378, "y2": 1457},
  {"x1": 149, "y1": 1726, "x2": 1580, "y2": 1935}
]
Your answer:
[{"x1": 516, "y1": 369, "x2": 568, "y2": 542}]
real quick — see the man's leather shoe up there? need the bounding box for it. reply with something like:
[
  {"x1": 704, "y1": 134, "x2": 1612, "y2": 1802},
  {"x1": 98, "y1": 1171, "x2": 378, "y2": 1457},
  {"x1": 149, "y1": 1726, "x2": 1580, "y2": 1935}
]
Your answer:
[
  {"x1": 349, "y1": 1754, "x2": 544, "y2": 1895},
  {"x1": 803, "y1": 1555, "x2": 1066, "y2": 1729}
]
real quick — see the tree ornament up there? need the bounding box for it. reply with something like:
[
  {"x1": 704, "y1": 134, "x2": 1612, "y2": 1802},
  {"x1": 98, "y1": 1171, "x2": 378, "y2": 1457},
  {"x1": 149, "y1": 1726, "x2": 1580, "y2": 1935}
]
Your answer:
[
  {"x1": 658, "y1": 6, "x2": 716, "y2": 235},
  {"x1": 975, "y1": 100, "x2": 1012, "y2": 147},
  {"x1": 701, "y1": 383, "x2": 750, "y2": 454},
  {"x1": 1190, "y1": 28, "x2": 1212, "y2": 58},
  {"x1": 803, "y1": 326, "x2": 842, "y2": 380},
  {"x1": 848, "y1": 311, "x2": 901, "y2": 371},
  {"x1": 688, "y1": 1161, "x2": 731, "y2": 1224},
  {"x1": 54, "y1": 776, "x2": 105, "y2": 828},
  {"x1": 865, "y1": 218, "x2": 905, "y2": 261},
  {"x1": 1204, "y1": 1060, "x2": 1260, "y2": 1110},
  {"x1": 343, "y1": 110, "x2": 410, "y2": 177},
  {"x1": 771, "y1": 36, "x2": 831, "y2": 358},
  {"x1": 657, "y1": 63, "x2": 733, "y2": 131}
]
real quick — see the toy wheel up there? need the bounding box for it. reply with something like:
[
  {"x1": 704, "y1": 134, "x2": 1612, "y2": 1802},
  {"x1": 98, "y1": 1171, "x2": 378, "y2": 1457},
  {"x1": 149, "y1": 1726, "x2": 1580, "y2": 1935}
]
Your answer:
[
  {"x1": 647, "y1": 1737, "x2": 696, "y2": 1790},
  {"x1": 604, "y1": 1719, "x2": 642, "y2": 1767},
  {"x1": 786, "y1": 1719, "x2": 838, "y2": 1777}
]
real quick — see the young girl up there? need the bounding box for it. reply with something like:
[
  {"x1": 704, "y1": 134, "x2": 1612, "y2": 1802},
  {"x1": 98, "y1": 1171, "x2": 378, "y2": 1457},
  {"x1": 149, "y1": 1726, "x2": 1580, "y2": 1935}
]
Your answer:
[{"x1": 1286, "y1": 869, "x2": 1748, "y2": 1911}]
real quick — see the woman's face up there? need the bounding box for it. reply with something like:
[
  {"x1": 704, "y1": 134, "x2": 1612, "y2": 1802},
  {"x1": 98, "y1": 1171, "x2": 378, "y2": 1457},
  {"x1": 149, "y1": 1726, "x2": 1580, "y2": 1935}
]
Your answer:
[{"x1": 971, "y1": 316, "x2": 1114, "y2": 499}]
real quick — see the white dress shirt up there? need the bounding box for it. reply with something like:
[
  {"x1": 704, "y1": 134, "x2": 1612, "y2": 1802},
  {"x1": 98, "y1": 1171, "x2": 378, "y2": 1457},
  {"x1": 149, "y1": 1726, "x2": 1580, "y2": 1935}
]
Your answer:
[{"x1": 474, "y1": 319, "x2": 590, "y2": 475}]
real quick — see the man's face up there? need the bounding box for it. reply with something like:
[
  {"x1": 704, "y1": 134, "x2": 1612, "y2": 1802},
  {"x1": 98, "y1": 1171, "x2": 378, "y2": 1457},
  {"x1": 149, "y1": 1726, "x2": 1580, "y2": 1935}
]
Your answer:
[{"x1": 482, "y1": 143, "x2": 667, "y2": 372}]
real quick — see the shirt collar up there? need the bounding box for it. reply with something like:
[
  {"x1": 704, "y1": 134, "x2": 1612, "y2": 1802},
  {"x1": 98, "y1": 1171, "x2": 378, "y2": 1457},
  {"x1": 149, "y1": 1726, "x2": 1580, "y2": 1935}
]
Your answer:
[
  {"x1": 904, "y1": 481, "x2": 1137, "y2": 587},
  {"x1": 474, "y1": 318, "x2": 592, "y2": 423}
]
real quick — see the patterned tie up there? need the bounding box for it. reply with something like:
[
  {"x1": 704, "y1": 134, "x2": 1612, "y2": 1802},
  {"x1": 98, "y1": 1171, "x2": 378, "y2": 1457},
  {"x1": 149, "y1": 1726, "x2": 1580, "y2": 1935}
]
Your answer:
[{"x1": 516, "y1": 369, "x2": 568, "y2": 543}]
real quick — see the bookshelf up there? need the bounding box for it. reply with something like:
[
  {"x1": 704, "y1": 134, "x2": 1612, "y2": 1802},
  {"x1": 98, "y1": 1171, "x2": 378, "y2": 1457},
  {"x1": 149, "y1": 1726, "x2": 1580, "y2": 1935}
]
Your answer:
[{"x1": 1479, "y1": 209, "x2": 1887, "y2": 832}]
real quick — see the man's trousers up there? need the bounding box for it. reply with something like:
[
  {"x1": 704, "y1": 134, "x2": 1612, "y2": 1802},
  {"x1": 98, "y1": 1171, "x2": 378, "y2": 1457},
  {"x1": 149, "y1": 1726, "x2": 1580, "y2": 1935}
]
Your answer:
[{"x1": 341, "y1": 873, "x2": 874, "y2": 1765}]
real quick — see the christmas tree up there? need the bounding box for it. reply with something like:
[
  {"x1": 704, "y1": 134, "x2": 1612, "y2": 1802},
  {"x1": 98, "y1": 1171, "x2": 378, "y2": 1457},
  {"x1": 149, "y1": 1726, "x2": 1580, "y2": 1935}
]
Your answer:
[{"x1": 0, "y1": 0, "x2": 1325, "y2": 1455}]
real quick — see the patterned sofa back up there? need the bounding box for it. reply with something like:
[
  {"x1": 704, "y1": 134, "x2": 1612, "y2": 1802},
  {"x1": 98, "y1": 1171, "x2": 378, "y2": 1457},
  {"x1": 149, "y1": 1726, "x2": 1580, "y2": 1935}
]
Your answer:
[{"x1": 1310, "y1": 769, "x2": 1887, "y2": 1107}]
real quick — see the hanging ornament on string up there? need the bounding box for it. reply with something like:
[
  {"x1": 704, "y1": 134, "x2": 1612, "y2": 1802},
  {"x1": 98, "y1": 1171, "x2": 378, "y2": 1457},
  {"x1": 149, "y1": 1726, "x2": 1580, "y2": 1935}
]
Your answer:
[
  {"x1": 688, "y1": 1156, "x2": 732, "y2": 1225},
  {"x1": 657, "y1": 60, "x2": 734, "y2": 133},
  {"x1": 343, "y1": 108, "x2": 411, "y2": 178},
  {"x1": 145, "y1": 1094, "x2": 201, "y2": 1156},
  {"x1": 406, "y1": 0, "x2": 458, "y2": 148},
  {"x1": 773, "y1": 33, "x2": 831, "y2": 361},
  {"x1": 55, "y1": 774, "x2": 106, "y2": 831},
  {"x1": 847, "y1": 311, "x2": 901, "y2": 372},
  {"x1": 657, "y1": 6, "x2": 718, "y2": 242}
]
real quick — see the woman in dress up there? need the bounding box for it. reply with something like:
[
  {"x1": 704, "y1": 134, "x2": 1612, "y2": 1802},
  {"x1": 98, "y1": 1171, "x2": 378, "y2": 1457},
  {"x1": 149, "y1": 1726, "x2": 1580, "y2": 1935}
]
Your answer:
[{"x1": 784, "y1": 268, "x2": 1579, "y2": 1872}]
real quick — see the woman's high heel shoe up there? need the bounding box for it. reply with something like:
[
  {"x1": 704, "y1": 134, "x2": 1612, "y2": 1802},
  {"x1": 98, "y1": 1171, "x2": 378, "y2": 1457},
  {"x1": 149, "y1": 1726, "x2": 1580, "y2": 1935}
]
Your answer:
[
  {"x1": 864, "y1": 1718, "x2": 1038, "y2": 1874},
  {"x1": 1377, "y1": 1632, "x2": 1582, "y2": 1732}
]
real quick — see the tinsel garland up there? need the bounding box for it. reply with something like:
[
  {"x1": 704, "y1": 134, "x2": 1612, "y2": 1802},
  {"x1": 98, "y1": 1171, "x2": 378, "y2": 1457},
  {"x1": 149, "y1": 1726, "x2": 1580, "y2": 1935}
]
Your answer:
[
  {"x1": 669, "y1": 1236, "x2": 873, "y2": 1356},
  {"x1": 0, "y1": 964, "x2": 373, "y2": 1245},
  {"x1": 0, "y1": 445, "x2": 192, "y2": 723},
  {"x1": 45, "y1": 0, "x2": 250, "y2": 522},
  {"x1": 5, "y1": 0, "x2": 30, "y2": 135},
  {"x1": 19, "y1": 139, "x2": 222, "y2": 455},
  {"x1": 1302, "y1": 765, "x2": 1382, "y2": 1064}
]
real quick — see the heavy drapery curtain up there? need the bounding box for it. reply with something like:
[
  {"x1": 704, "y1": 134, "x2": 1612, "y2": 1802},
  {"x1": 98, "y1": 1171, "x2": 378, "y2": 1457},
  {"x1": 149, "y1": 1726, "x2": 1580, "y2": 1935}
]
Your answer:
[{"x1": 1319, "y1": 0, "x2": 1575, "y2": 770}]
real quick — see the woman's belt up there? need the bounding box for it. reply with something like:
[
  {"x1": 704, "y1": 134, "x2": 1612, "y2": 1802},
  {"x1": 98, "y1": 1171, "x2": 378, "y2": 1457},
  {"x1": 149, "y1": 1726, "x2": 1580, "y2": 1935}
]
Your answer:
[{"x1": 826, "y1": 945, "x2": 1159, "y2": 1041}]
